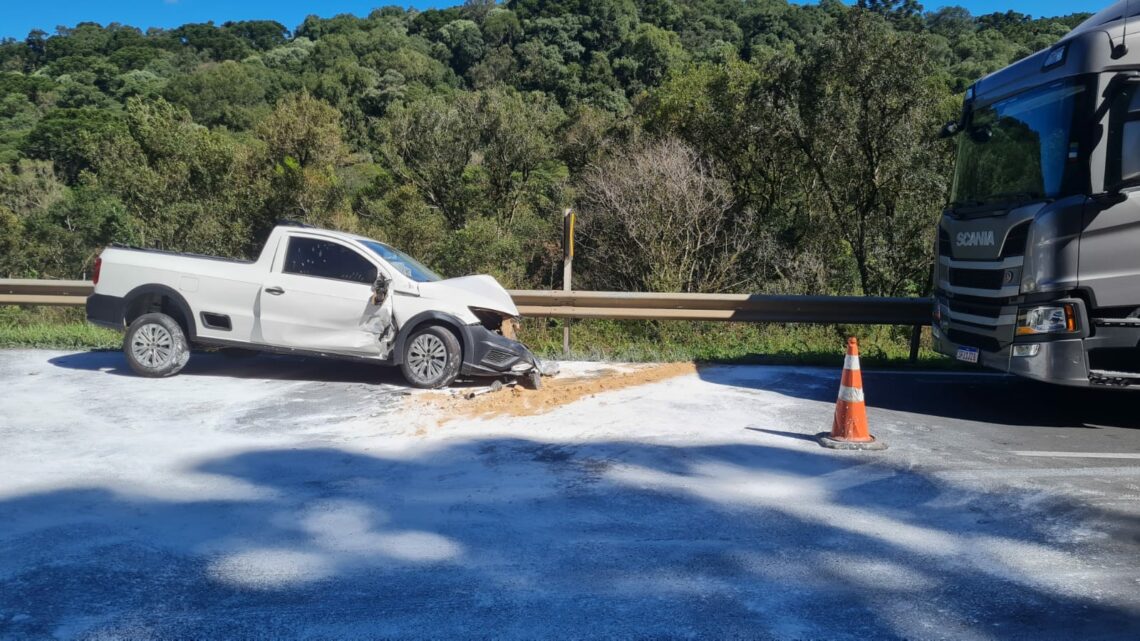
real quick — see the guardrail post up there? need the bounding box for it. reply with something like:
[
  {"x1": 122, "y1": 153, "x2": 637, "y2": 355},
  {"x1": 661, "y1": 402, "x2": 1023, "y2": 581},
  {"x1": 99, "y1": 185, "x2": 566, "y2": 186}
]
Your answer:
[{"x1": 909, "y1": 325, "x2": 922, "y2": 364}]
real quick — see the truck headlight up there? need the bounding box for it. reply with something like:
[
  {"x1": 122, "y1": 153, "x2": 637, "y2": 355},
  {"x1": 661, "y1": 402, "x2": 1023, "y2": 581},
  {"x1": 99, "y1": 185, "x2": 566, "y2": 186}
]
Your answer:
[
  {"x1": 1016, "y1": 304, "x2": 1076, "y2": 336},
  {"x1": 936, "y1": 304, "x2": 951, "y2": 331}
]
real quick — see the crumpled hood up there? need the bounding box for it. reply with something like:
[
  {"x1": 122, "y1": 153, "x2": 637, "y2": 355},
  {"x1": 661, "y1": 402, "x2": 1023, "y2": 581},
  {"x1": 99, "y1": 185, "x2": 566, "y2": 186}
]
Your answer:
[{"x1": 418, "y1": 274, "x2": 519, "y2": 317}]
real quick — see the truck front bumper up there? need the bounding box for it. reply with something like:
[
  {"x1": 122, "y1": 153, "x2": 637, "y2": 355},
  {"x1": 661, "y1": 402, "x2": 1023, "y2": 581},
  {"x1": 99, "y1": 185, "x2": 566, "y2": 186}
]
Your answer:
[{"x1": 932, "y1": 323, "x2": 1090, "y2": 387}]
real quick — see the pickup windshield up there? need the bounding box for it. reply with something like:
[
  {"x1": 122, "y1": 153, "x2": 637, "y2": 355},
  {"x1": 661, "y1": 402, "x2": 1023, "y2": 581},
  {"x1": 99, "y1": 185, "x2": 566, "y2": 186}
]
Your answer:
[
  {"x1": 360, "y1": 240, "x2": 442, "y2": 283},
  {"x1": 951, "y1": 79, "x2": 1090, "y2": 207}
]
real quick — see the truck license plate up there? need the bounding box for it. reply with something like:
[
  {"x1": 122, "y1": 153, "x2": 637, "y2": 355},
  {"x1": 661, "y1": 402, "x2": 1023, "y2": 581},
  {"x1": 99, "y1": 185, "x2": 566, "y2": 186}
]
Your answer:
[{"x1": 956, "y1": 346, "x2": 980, "y2": 364}]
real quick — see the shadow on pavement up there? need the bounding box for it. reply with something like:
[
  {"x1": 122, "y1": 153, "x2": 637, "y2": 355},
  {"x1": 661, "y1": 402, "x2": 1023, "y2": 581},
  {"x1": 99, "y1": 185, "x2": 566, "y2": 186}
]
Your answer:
[
  {"x1": 699, "y1": 365, "x2": 1140, "y2": 430},
  {"x1": 1, "y1": 438, "x2": 1137, "y2": 640},
  {"x1": 47, "y1": 350, "x2": 414, "y2": 386}
]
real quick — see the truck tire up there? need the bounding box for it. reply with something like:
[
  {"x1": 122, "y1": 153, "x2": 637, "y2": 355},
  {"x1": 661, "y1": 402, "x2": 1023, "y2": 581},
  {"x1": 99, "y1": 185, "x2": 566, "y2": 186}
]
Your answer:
[
  {"x1": 400, "y1": 325, "x2": 461, "y2": 389},
  {"x1": 123, "y1": 312, "x2": 190, "y2": 378}
]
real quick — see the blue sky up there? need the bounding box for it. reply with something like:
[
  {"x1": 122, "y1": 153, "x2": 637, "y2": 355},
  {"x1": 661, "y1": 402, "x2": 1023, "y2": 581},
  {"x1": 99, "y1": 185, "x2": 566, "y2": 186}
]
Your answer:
[{"x1": 1, "y1": 1, "x2": 1113, "y2": 41}]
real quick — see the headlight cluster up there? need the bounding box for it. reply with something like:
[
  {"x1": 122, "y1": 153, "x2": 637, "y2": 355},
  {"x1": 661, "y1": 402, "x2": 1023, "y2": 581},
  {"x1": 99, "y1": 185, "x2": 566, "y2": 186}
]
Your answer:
[
  {"x1": 1016, "y1": 304, "x2": 1077, "y2": 336},
  {"x1": 935, "y1": 304, "x2": 951, "y2": 332}
]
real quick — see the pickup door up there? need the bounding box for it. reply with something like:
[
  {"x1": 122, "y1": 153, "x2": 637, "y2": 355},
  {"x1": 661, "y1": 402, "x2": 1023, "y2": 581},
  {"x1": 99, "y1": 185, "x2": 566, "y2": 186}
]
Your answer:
[{"x1": 254, "y1": 234, "x2": 389, "y2": 356}]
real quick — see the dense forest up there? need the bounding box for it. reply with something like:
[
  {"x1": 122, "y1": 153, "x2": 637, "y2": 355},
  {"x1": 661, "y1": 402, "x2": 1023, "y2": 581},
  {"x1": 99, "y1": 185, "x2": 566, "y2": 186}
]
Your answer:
[{"x1": 0, "y1": 0, "x2": 1090, "y2": 298}]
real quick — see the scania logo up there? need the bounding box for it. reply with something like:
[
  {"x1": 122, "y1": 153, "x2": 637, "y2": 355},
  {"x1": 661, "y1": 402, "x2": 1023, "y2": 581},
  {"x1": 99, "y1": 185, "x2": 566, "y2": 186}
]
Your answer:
[{"x1": 956, "y1": 231, "x2": 996, "y2": 247}]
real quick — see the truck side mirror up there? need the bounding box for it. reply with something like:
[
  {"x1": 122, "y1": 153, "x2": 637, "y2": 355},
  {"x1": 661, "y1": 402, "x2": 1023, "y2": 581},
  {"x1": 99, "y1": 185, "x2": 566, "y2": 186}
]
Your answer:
[
  {"x1": 939, "y1": 121, "x2": 961, "y2": 139},
  {"x1": 371, "y1": 274, "x2": 391, "y2": 306},
  {"x1": 1094, "y1": 72, "x2": 1140, "y2": 122}
]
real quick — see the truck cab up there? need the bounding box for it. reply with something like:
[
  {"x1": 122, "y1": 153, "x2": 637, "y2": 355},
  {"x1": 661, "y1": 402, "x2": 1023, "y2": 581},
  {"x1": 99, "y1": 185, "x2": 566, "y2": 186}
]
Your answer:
[{"x1": 935, "y1": 1, "x2": 1140, "y2": 387}]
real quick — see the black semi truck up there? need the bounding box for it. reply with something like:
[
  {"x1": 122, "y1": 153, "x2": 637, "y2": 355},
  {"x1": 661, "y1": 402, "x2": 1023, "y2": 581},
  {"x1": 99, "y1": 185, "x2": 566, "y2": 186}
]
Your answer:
[{"x1": 935, "y1": 1, "x2": 1140, "y2": 387}]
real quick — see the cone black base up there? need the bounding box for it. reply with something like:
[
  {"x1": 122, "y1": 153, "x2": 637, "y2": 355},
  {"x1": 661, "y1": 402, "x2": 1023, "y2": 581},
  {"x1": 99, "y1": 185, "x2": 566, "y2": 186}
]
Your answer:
[{"x1": 816, "y1": 433, "x2": 888, "y2": 451}]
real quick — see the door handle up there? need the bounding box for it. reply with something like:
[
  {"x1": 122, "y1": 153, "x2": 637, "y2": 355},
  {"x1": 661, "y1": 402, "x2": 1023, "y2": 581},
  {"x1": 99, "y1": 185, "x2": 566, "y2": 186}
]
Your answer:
[{"x1": 264, "y1": 286, "x2": 285, "y2": 295}]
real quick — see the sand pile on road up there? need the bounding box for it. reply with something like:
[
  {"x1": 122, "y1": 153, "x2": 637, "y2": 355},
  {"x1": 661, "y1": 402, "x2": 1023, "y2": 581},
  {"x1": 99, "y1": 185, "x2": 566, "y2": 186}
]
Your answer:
[{"x1": 427, "y1": 362, "x2": 698, "y2": 421}]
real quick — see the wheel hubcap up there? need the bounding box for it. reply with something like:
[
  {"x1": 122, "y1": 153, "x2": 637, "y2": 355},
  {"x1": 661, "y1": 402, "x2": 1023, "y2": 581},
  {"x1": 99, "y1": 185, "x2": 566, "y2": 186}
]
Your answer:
[
  {"x1": 408, "y1": 334, "x2": 447, "y2": 381},
  {"x1": 131, "y1": 324, "x2": 174, "y2": 369}
]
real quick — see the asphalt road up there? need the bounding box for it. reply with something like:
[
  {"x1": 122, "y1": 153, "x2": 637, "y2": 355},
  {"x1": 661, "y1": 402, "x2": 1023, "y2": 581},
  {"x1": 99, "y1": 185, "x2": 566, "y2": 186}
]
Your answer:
[{"x1": 1, "y1": 349, "x2": 1139, "y2": 640}]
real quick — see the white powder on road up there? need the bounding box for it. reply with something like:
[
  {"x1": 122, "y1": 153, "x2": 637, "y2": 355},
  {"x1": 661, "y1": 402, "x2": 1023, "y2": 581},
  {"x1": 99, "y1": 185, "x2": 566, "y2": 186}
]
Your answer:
[{"x1": 1, "y1": 349, "x2": 1139, "y2": 640}]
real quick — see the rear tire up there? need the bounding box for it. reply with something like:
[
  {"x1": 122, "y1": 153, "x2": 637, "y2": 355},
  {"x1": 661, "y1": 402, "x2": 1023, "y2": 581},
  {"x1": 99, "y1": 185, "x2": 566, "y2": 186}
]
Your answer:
[
  {"x1": 123, "y1": 312, "x2": 190, "y2": 378},
  {"x1": 400, "y1": 325, "x2": 461, "y2": 389}
]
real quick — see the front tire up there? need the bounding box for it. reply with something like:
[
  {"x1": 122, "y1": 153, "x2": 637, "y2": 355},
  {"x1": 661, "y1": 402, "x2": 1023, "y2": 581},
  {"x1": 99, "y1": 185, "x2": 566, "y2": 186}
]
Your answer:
[
  {"x1": 124, "y1": 312, "x2": 190, "y2": 378},
  {"x1": 400, "y1": 325, "x2": 461, "y2": 389}
]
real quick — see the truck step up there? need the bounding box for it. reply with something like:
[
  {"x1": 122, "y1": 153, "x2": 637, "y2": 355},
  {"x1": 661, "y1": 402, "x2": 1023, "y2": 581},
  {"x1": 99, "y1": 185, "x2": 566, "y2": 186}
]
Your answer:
[
  {"x1": 1093, "y1": 318, "x2": 1140, "y2": 328},
  {"x1": 1089, "y1": 369, "x2": 1140, "y2": 387}
]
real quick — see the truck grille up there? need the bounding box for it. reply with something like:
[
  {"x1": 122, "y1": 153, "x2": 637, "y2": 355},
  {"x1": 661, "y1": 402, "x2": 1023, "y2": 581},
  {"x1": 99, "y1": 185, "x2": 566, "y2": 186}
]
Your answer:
[
  {"x1": 948, "y1": 268, "x2": 1006, "y2": 290},
  {"x1": 947, "y1": 299, "x2": 1002, "y2": 319},
  {"x1": 947, "y1": 329, "x2": 1001, "y2": 353}
]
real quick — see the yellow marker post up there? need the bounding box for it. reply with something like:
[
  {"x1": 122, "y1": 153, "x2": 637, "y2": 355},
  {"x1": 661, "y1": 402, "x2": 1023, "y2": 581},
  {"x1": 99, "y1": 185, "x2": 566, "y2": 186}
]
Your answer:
[{"x1": 563, "y1": 208, "x2": 575, "y2": 356}]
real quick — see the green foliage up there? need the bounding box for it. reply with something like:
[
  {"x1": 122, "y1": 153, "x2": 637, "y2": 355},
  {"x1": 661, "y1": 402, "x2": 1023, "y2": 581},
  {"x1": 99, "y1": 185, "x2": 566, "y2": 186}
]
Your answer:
[
  {"x1": 0, "y1": 307, "x2": 119, "y2": 349},
  {"x1": 0, "y1": 321, "x2": 120, "y2": 350},
  {"x1": 21, "y1": 107, "x2": 125, "y2": 181},
  {"x1": 521, "y1": 319, "x2": 947, "y2": 367},
  {"x1": 0, "y1": 0, "x2": 1097, "y2": 307},
  {"x1": 787, "y1": 10, "x2": 954, "y2": 296},
  {"x1": 163, "y1": 61, "x2": 270, "y2": 129}
]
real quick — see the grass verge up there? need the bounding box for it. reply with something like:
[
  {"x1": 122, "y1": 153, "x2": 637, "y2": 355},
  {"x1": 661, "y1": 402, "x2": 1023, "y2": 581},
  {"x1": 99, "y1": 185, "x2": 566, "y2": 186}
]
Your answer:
[
  {"x1": 0, "y1": 307, "x2": 119, "y2": 350},
  {"x1": 520, "y1": 318, "x2": 960, "y2": 369},
  {"x1": 0, "y1": 307, "x2": 961, "y2": 370},
  {"x1": 0, "y1": 322, "x2": 120, "y2": 350}
]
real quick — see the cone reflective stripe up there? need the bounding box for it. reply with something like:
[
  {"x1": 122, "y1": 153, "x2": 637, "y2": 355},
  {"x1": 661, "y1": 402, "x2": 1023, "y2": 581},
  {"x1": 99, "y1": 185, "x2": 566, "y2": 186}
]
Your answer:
[
  {"x1": 818, "y1": 337, "x2": 886, "y2": 451},
  {"x1": 837, "y1": 385, "x2": 864, "y2": 403}
]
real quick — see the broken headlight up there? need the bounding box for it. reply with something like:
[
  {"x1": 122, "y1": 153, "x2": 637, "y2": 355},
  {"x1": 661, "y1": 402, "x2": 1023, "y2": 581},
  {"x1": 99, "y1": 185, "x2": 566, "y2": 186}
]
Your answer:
[{"x1": 469, "y1": 307, "x2": 513, "y2": 334}]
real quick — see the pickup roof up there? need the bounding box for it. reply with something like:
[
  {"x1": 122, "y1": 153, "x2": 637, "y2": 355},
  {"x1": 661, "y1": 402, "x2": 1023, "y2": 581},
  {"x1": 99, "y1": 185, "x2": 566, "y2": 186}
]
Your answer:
[{"x1": 86, "y1": 223, "x2": 551, "y2": 388}]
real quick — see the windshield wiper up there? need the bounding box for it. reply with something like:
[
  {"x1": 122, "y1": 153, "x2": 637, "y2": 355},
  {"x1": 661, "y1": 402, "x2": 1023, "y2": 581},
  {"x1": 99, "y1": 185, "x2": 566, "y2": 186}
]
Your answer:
[
  {"x1": 948, "y1": 199, "x2": 985, "y2": 210},
  {"x1": 943, "y1": 198, "x2": 989, "y2": 211},
  {"x1": 981, "y1": 191, "x2": 1045, "y2": 205}
]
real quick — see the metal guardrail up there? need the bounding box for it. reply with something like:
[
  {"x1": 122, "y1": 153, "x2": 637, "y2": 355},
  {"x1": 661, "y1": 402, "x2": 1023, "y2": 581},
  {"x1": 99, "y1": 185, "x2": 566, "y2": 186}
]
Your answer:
[
  {"x1": 0, "y1": 279, "x2": 932, "y2": 326},
  {"x1": 512, "y1": 291, "x2": 931, "y2": 325},
  {"x1": 0, "y1": 279, "x2": 93, "y2": 306}
]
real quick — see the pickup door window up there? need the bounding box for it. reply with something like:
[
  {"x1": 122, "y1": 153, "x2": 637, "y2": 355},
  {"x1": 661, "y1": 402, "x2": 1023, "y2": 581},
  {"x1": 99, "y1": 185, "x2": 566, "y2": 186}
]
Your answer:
[
  {"x1": 254, "y1": 236, "x2": 391, "y2": 356},
  {"x1": 283, "y1": 237, "x2": 377, "y2": 284}
]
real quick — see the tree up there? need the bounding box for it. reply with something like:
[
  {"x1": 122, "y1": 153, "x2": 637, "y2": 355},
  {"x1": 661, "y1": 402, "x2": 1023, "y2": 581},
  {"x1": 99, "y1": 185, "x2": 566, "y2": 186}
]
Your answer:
[
  {"x1": 376, "y1": 92, "x2": 480, "y2": 229},
  {"x1": 782, "y1": 11, "x2": 952, "y2": 296},
  {"x1": 163, "y1": 61, "x2": 269, "y2": 130},
  {"x1": 222, "y1": 20, "x2": 290, "y2": 51},
  {"x1": 21, "y1": 107, "x2": 126, "y2": 182},
  {"x1": 577, "y1": 138, "x2": 754, "y2": 293},
  {"x1": 257, "y1": 92, "x2": 348, "y2": 230},
  {"x1": 0, "y1": 0, "x2": 1101, "y2": 298},
  {"x1": 857, "y1": 0, "x2": 925, "y2": 31},
  {"x1": 438, "y1": 19, "x2": 487, "y2": 75},
  {"x1": 92, "y1": 97, "x2": 266, "y2": 255},
  {"x1": 614, "y1": 24, "x2": 686, "y2": 94}
]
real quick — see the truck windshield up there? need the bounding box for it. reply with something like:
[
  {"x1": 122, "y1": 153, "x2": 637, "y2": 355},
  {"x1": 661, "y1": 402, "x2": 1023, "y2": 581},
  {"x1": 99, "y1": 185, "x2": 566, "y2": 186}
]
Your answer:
[
  {"x1": 360, "y1": 240, "x2": 443, "y2": 283},
  {"x1": 951, "y1": 79, "x2": 1090, "y2": 207}
]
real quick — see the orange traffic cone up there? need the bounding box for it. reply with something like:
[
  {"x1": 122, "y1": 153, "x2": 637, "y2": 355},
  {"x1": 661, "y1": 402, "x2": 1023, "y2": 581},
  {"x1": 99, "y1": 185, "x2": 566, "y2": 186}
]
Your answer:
[{"x1": 818, "y1": 337, "x2": 887, "y2": 451}]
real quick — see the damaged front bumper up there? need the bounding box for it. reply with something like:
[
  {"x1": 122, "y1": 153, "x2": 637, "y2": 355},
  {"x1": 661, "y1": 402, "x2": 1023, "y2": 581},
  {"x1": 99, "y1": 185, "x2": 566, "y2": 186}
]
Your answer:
[{"x1": 458, "y1": 324, "x2": 559, "y2": 379}]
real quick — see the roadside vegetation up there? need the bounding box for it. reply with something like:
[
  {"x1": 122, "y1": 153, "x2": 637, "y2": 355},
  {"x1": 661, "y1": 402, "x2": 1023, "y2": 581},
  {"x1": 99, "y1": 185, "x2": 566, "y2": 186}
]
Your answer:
[
  {"x1": 522, "y1": 319, "x2": 949, "y2": 367},
  {"x1": 0, "y1": 1, "x2": 1085, "y2": 361},
  {"x1": 0, "y1": 307, "x2": 118, "y2": 349},
  {"x1": 0, "y1": 305, "x2": 949, "y2": 367}
]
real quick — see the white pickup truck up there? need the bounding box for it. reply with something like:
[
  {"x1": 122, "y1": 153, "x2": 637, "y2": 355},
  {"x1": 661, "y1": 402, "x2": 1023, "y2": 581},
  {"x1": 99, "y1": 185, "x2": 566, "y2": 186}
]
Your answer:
[{"x1": 86, "y1": 222, "x2": 552, "y2": 388}]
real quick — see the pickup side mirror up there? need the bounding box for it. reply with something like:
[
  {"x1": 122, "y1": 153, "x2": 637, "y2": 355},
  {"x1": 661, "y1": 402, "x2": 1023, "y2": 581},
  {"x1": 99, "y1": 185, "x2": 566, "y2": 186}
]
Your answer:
[
  {"x1": 939, "y1": 121, "x2": 961, "y2": 139},
  {"x1": 371, "y1": 274, "x2": 392, "y2": 306}
]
